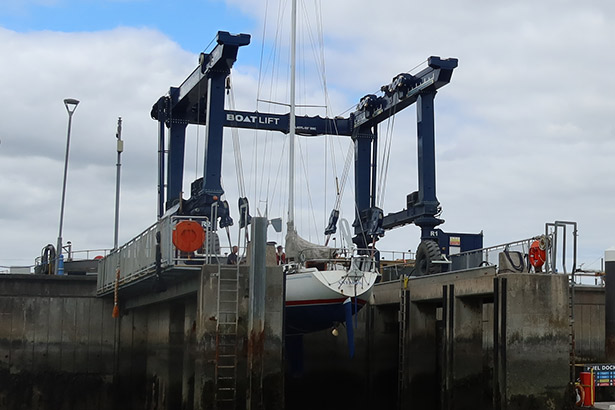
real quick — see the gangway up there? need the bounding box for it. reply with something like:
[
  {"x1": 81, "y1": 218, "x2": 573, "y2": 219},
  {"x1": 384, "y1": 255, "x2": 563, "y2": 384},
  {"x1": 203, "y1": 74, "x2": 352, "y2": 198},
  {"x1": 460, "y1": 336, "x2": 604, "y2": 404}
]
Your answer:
[{"x1": 96, "y1": 213, "x2": 222, "y2": 297}]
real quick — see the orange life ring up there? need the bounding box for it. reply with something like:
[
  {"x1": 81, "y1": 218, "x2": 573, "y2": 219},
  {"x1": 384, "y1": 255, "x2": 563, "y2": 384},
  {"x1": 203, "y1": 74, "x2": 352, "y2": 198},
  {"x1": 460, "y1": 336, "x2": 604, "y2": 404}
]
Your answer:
[
  {"x1": 574, "y1": 383, "x2": 585, "y2": 407},
  {"x1": 172, "y1": 220, "x2": 205, "y2": 253},
  {"x1": 529, "y1": 240, "x2": 546, "y2": 268}
]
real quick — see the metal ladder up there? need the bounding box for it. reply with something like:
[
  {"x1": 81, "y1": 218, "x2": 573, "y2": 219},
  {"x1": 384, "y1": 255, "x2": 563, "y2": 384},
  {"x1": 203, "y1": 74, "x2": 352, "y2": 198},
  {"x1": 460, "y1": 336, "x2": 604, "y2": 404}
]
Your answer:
[
  {"x1": 397, "y1": 277, "x2": 409, "y2": 409},
  {"x1": 215, "y1": 264, "x2": 240, "y2": 409},
  {"x1": 546, "y1": 221, "x2": 578, "y2": 386},
  {"x1": 568, "y1": 267, "x2": 577, "y2": 386}
]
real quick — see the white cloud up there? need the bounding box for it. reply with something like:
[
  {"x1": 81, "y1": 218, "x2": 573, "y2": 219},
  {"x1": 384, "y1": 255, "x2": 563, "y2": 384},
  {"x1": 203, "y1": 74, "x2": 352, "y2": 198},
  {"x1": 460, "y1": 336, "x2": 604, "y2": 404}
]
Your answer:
[
  {"x1": 0, "y1": 26, "x2": 195, "y2": 267},
  {"x1": 1, "y1": 0, "x2": 614, "y2": 274}
]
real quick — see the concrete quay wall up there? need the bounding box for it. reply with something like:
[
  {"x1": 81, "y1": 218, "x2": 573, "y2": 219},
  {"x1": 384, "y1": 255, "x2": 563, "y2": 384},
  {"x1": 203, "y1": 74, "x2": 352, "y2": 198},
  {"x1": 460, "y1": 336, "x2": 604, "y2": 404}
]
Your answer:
[
  {"x1": 280, "y1": 270, "x2": 607, "y2": 410},
  {"x1": 0, "y1": 259, "x2": 285, "y2": 410},
  {"x1": 114, "y1": 263, "x2": 284, "y2": 410},
  {"x1": 0, "y1": 266, "x2": 607, "y2": 410},
  {"x1": 574, "y1": 286, "x2": 606, "y2": 363},
  {"x1": 339, "y1": 269, "x2": 575, "y2": 410},
  {"x1": 0, "y1": 274, "x2": 116, "y2": 410}
]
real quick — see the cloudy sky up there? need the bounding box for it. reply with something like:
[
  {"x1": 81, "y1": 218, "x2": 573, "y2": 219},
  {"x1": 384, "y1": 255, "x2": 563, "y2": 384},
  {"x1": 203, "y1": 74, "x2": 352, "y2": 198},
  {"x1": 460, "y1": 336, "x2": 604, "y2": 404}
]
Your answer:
[{"x1": 0, "y1": 0, "x2": 613, "y2": 273}]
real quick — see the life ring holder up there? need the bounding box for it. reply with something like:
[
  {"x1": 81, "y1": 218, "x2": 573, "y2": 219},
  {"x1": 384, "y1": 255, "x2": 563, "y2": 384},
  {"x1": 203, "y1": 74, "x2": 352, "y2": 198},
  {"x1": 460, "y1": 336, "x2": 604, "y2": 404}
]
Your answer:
[
  {"x1": 173, "y1": 220, "x2": 205, "y2": 253},
  {"x1": 529, "y1": 240, "x2": 547, "y2": 269}
]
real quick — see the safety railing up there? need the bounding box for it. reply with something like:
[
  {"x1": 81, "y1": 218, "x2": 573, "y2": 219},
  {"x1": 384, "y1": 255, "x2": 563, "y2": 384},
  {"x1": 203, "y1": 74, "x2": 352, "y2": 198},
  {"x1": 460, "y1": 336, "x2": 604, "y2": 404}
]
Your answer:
[
  {"x1": 571, "y1": 271, "x2": 604, "y2": 286},
  {"x1": 285, "y1": 247, "x2": 378, "y2": 274},
  {"x1": 447, "y1": 236, "x2": 544, "y2": 272},
  {"x1": 377, "y1": 250, "x2": 415, "y2": 281},
  {"x1": 447, "y1": 220, "x2": 580, "y2": 276},
  {"x1": 96, "y1": 214, "x2": 224, "y2": 295},
  {"x1": 34, "y1": 248, "x2": 111, "y2": 267}
]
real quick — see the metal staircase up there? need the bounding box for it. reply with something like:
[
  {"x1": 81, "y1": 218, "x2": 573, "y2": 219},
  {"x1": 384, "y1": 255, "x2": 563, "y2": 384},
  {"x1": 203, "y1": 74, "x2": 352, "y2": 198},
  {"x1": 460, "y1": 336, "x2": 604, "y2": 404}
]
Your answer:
[{"x1": 215, "y1": 264, "x2": 241, "y2": 409}]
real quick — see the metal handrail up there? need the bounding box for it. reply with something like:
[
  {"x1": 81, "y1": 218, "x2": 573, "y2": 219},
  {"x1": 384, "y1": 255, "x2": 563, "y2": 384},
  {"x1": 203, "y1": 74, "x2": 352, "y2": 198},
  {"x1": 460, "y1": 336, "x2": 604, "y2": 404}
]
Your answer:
[
  {"x1": 96, "y1": 214, "x2": 225, "y2": 294},
  {"x1": 446, "y1": 236, "x2": 541, "y2": 272},
  {"x1": 34, "y1": 248, "x2": 112, "y2": 266}
]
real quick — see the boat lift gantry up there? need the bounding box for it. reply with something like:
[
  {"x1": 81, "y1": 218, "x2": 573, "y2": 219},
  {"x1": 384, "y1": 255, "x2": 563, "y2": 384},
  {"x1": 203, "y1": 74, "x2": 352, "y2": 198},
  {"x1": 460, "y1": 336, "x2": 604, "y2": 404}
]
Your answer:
[{"x1": 151, "y1": 31, "x2": 459, "y2": 274}]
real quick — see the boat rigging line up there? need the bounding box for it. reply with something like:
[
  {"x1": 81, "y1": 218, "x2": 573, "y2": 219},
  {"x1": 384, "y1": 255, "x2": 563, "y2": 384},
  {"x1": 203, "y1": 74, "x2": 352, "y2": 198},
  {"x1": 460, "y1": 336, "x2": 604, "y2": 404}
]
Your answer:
[
  {"x1": 226, "y1": 77, "x2": 247, "y2": 199},
  {"x1": 253, "y1": 0, "x2": 348, "y2": 245},
  {"x1": 376, "y1": 109, "x2": 398, "y2": 210},
  {"x1": 226, "y1": 76, "x2": 253, "y2": 251}
]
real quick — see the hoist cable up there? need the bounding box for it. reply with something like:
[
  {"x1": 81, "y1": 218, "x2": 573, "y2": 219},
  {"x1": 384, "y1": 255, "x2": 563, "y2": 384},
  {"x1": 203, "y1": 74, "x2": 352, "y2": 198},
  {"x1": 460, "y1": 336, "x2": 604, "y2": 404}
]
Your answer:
[
  {"x1": 226, "y1": 78, "x2": 247, "y2": 198},
  {"x1": 253, "y1": 0, "x2": 286, "y2": 217},
  {"x1": 297, "y1": 138, "x2": 321, "y2": 243},
  {"x1": 332, "y1": 143, "x2": 353, "y2": 212},
  {"x1": 380, "y1": 113, "x2": 397, "y2": 208},
  {"x1": 377, "y1": 112, "x2": 396, "y2": 209},
  {"x1": 292, "y1": 1, "x2": 341, "y2": 219}
]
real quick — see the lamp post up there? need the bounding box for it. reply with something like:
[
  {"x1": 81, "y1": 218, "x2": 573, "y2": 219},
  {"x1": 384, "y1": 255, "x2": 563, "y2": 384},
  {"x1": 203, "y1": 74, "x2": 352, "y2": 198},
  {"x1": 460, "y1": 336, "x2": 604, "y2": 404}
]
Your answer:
[
  {"x1": 113, "y1": 117, "x2": 123, "y2": 250},
  {"x1": 55, "y1": 98, "x2": 79, "y2": 275}
]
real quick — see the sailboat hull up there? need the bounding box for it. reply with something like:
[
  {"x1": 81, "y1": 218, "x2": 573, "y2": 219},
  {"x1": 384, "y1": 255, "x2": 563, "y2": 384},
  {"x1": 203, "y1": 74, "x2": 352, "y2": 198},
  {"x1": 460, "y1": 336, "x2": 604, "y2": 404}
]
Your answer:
[{"x1": 284, "y1": 268, "x2": 377, "y2": 335}]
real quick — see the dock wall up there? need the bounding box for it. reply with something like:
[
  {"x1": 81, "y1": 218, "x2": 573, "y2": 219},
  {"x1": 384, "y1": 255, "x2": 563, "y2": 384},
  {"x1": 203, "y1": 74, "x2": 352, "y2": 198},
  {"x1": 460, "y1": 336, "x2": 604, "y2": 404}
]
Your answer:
[
  {"x1": 574, "y1": 286, "x2": 606, "y2": 363},
  {"x1": 193, "y1": 264, "x2": 284, "y2": 410},
  {"x1": 278, "y1": 271, "x2": 607, "y2": 410},
  {"x1": 0, "y1": 267, "x2": 607, "y2": 409},
  {"x1": 0, "y1": 275, "x2": 116, "y2": 410},
  {"x1": 0, "y1": 260, "x2": 284, "y2": 410},
  {"x1": 114, "y1": 262, "x2": 284, "y2": 410},
  {"x1": 114, "y1": 297, "x2": 198, "y2": 409},
  {"x1": 300, "y1": 268, "x2": 576, "y2": 410},
  {"x1": 494, "y1": 274, "x2": 569, "y2": 410}
]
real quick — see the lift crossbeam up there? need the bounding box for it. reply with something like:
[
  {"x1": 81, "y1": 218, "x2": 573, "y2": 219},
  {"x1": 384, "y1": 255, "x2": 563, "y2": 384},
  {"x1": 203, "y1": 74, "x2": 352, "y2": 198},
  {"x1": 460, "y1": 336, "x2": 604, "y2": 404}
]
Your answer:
[
  {"x1": 224, "y1": 110, "x2": 352, "y2": 136},
  {"x1": 350, "y1": 57, "x2": 457, "y2": 130}
]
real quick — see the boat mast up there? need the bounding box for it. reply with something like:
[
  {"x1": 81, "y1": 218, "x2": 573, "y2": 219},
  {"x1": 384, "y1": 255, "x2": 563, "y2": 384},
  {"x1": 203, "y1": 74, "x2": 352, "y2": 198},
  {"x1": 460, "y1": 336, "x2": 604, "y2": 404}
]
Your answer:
[{"x1": 288, "y1": 0, "x2": 297, "y2": 230}]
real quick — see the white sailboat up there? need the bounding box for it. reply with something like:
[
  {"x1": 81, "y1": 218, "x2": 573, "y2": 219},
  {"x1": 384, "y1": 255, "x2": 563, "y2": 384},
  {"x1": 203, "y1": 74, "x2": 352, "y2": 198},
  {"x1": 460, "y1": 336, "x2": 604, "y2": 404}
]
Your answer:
[
  {"x1": 284, "y1": 221, "x2": 380, "y2": 335},
  {"x1": 281, "y1": 0, "x2": 379, "y2": 336}
]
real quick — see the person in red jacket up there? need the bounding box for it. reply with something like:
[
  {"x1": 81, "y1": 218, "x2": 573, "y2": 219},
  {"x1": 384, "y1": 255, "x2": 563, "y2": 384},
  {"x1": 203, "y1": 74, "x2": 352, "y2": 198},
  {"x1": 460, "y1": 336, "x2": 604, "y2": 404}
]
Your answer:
[{"x1": 276, "y1": 245, "x2": 286, "y2": 265}]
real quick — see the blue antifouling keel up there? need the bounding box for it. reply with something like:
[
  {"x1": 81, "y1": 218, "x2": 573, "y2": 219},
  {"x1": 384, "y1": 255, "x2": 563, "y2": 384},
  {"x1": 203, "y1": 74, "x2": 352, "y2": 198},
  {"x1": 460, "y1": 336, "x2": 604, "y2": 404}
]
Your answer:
[{"x1": 343, "y1": 297, "x2": 355, "y2": 358}]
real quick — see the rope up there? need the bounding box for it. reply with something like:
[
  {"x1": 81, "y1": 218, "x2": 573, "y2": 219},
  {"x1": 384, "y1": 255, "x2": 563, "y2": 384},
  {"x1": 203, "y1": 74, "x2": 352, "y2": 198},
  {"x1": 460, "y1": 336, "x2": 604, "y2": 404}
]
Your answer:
[
  {"x1": 253, "y1": 0, "x2": 352, "y2": 244},
  {"x1": 225, "y1": 226, "x2": 232, "y2": 253},
  {"x1": 254, "y1": 0, "x2": 285, "y2": 217},
  {"x1": 226, "y1": 78, "x2": 247, "y2": 198},
  {"x1": 377, "y1": 110, "x2": 397, "y2": 209},
  {"x1": 112, "y1": 267, "x2": 120, "y2": 318},
  {"x1": 202, "y1": 34, "x2": 218, "y2": 56},
  {"x1": 297, "y1": 138, "x2": 321, "y2": 243},
  {"x1": 334, "y1": 143, "x2": 353, "y2": 211}
]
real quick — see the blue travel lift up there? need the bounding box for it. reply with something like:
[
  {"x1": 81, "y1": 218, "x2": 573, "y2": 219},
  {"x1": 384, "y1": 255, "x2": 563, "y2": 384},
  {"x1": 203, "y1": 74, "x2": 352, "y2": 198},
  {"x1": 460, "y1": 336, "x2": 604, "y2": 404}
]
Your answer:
[{"x1": 150, "y1": 30, "x2": 482, "y2": 276}]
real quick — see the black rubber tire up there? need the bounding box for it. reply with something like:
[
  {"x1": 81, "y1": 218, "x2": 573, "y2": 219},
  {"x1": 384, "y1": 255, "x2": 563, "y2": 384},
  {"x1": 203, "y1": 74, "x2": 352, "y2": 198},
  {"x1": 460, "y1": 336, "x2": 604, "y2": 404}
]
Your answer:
[{"x1": 414, "y1": 240, "x2": 442, "y2": 276}]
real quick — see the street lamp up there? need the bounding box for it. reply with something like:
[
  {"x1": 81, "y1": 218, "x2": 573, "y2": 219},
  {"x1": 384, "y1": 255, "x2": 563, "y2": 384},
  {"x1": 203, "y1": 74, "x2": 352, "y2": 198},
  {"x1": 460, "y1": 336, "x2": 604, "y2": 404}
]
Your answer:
[
  {"x1": 55, "y1": 98, "x2": 79, "y2": 275},
  {"x1": 113, "y1": 117, "x2": 123, "y2": 250}
]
